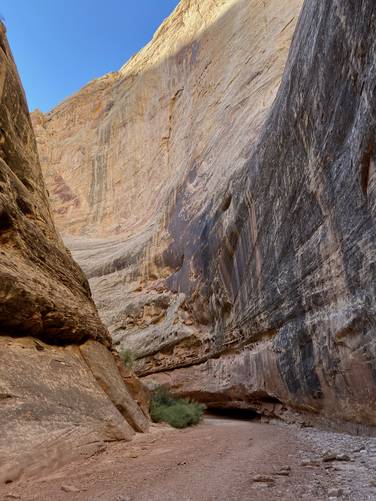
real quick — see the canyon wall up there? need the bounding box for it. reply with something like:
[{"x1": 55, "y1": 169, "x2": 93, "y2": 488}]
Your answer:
[
  {"x1": 0, "y1": 23, "x2": 148, "y2": 483},
  {"x1": 34, "y1": 0, "x2": 376, "y2": 431}
]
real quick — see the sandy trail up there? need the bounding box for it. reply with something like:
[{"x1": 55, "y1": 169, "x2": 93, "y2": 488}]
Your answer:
[{"x1": 2, "y1": 416, "x2": 376, "y2": 501}]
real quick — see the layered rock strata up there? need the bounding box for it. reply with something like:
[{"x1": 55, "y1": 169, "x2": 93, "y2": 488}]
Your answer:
[
  {"x1": 34, "y1": 0, "x2": 376, "y2": 430},
  {"x1": 0, "y1": 23, "x2": 148, "y2": 483}
]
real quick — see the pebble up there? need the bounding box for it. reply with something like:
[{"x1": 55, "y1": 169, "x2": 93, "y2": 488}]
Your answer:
[
  {"x1": 336, "y1": 453, "x2": 351, "y2": 462},
  {"x1": 61, "y1": 484, "x2": 81, "y2": 493},
  {"x1": 322, "y1": 451, "x2": 350, "y2": 462},
  {"x1": 328, "y1": 487, "x2": 343, "y2": 497},
  {"x1": 301, "y1": 459, "x2": 320, "y2": 467},
  {"x1": 253, "y1": 474, "x2": 275, "y2": 484},
  {"x1": 274, "y1": 466, "x2": 291, "y2": 476}
]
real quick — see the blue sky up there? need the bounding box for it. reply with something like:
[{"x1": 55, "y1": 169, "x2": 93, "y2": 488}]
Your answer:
[{"x1": 1, "y1": 0, "x2": 180, "y2": 112}]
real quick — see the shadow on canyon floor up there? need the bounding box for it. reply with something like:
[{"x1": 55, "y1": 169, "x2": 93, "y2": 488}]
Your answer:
[{"x1": 205, "y1": 407, "x2": 260, "y2": 421}]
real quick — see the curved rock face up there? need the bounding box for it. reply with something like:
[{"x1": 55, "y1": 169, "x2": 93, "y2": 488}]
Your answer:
[
  {"x1": 0, "y1": 23, "x2": 148, "y2": 482},
  {"x1": 34, "y1": 0, "x2": 376, "y2": 430},
  {"x1": 0, "y1": 30, "x2": 107, "y2": 343}
]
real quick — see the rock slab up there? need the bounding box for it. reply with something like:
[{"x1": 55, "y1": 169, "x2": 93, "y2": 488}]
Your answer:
[{"x1": 0, "y1": 22, "x2": 148, "y2": 482}]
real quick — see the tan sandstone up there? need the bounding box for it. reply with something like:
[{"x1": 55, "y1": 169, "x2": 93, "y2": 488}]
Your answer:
[
  {"x1": 0, "y1": 22, "x2": 148, "y2": 483},
  {"x1": 33, "y1": 0, "x2": 376, "y2": 431},
  {"x1": 32, "y1": 0, "x2": 302, "y2": 385}
]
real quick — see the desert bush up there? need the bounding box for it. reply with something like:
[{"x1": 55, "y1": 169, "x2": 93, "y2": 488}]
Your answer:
[
  {"x1": 150, "y1": 387, "x2": 205, "y2": 429},
  {"x1": 119, "y1": 348, "x2": 135, "y2": 369}
]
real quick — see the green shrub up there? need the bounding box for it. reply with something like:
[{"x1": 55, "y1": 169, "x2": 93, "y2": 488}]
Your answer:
[
  {"x1": 150, "y1": 387, "x2": 205, "y2": 429},
  {"x1": 119, "y1": 348, "x2": 135, "y2": 369}
]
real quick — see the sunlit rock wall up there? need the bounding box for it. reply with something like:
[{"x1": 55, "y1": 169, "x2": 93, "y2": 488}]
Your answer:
[{"x1": 34, "y1": 0, "x2": 376, "y2": 429}]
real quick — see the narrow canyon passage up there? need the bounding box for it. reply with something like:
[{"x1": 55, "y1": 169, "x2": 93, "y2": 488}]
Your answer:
[
  {"x1": 1, "y1": 0, "x2": 376, "y2": 498},
  {"x1": 3, "y1": 418, "x2": 376, "y2": 501}
]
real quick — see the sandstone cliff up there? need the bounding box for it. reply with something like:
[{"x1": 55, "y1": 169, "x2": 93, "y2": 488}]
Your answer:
[
  {"x1": 0, "y1": 23, "x2": 148, "y2": 482},
  {"x1": 33, "y1": 0, "x2": 376, "y2": 431}
]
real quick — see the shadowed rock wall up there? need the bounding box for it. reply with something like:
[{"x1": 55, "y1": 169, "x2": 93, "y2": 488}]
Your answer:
[
  {"x1": 0, "y1": 23, "x2": 148, "y2": 483},
  {"x1": 144, "y1": 0, "x2": 376, "y2": 429},
  {"x1": 34, "y1": 0, "x2": 376, "y2": 430}
]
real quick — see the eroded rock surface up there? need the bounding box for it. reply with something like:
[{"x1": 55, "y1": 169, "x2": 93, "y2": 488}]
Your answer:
[
  {"x1": 34, "y1": 0, "x2": 376, "y2": 429},
  {"x1": 0, "y1": 23, "x2": 148, "y2": 482}
]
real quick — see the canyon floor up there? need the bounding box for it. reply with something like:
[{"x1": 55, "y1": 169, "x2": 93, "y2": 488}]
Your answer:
[{"x1": 2, "y1": 417, "x2": 376, "y2": 501}]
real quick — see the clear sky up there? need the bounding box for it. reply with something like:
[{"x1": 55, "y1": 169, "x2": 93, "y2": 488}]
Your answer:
[{"x1": 1, "y1": 0, "x2": 180, "y2": 112}]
